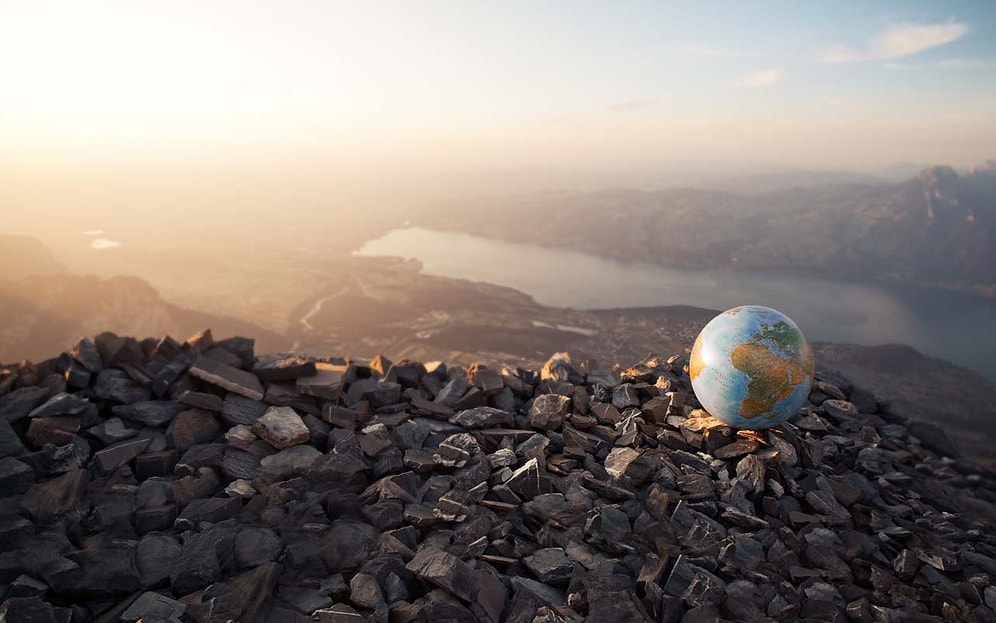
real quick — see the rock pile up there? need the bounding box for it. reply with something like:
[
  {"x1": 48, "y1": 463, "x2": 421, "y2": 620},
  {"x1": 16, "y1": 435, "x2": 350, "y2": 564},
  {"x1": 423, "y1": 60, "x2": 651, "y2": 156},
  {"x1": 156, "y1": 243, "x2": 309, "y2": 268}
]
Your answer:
[{"x1": 1, "y1": 331, "x2": 995, "y2": 623}]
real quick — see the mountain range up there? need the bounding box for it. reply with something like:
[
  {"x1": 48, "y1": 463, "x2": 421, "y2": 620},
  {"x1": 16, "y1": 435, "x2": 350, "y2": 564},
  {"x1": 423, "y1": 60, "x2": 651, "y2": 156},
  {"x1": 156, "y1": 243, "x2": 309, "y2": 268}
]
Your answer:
[
  {"x1": 415, "y1": 164, "x2": 996, "y2": 295},
  {"x1": 0, "y1": 274, "x2": 287, "y2": 365}
]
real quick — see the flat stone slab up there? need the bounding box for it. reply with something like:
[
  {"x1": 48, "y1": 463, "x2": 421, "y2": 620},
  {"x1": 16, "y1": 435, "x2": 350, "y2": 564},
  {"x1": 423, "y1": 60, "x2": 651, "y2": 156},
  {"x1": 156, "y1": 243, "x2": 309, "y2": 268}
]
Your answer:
[
  {"x1": 449, "y1": 407, "x2": 515, "y2": 429},
  {"x1": 93, "y1": 438, "x2": 152, "y2": 474},
  {"x1": 253, "y1": 352, "x2": 316, "y2": 382},
  {"x1": 188, "y1": 357, "x2": 264, "y2": 401},
  {"x1": 296, "y1": 363, "x2": 354, "y2": 401}
]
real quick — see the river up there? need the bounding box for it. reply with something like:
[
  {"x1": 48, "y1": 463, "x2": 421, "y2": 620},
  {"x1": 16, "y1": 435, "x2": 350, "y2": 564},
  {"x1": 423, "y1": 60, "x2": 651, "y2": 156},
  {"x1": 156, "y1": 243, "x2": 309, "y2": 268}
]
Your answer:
[{"x1": 355, "y1": 227, "x2": 996, "y2": 381}]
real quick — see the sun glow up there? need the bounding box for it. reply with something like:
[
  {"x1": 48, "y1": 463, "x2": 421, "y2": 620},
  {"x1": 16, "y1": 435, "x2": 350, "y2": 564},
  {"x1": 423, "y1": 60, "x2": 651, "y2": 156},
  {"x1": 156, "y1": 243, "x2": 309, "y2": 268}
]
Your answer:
[{"x1": 0, "y1": 1, "x2": 408, "y2": 150}]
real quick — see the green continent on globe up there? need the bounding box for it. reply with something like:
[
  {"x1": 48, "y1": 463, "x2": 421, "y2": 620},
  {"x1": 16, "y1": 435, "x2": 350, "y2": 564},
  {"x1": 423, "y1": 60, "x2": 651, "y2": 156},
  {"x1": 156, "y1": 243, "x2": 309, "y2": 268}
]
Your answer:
[
  {"x1": 757, "y1": 321, "x2": 805, "y2": 352},
  {"x1": 730, "y1": 339, "x2": 811, "y2": 419}
]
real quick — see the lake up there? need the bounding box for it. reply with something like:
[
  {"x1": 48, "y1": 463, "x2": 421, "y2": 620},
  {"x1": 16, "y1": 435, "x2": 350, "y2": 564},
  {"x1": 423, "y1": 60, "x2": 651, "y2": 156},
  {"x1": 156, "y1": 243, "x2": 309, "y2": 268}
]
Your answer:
[{"x1": 356, "y1": 227, "x2": 996, "y2": 381}]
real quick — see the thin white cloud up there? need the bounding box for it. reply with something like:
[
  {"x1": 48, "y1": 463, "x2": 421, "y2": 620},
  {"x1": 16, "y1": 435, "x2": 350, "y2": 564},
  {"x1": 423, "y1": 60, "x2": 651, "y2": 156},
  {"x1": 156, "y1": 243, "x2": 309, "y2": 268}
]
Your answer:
[
  {"x1": 885, "y1": 57, "x2": 992, "y2": 70},
  {"x1": 91, "y1": 238, "x2": 121, "y2": 250},
  {"x1": 735, "y1": 69, "x2": 784, "y2": 88},
  {"x1": 81, "y1": 229, "x2": 104, "y2": 236},
  {"x1": 822, "y1": 21, "x2": 968, "y2": 63}
]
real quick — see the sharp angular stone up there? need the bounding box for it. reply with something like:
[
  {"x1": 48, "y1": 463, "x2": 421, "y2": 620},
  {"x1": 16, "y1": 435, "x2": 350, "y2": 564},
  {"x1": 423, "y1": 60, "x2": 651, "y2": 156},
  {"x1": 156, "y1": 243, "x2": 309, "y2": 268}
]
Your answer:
[
  {"x1": 0, "y1": 596, "x2": 61, "y2": 623},
  {"x1": 297, "y1": 362, "x2": 354, "y2": 401},
  {"x1": 112, "y1": 401, "x2": 184, "y2": 427},
  {"x1": 529, "y1": 394, "x2": 571, "y2": 430},
  {"x1": 95, "y1": 369, "x2": 151, "y2": 404},
  {"x1": 137, "y1": 534, "x2": 181, "y2": 588},
  {"x1": 221, "y1": 393, "x2": 268, "y2": 426},
  {"x1": 505, "y1": 457, "x2": 542, "y2": 500},
  {"x1": 86, "y1": 417, "x2": 138, "y2": 445},
  {"x1": 93, "y1": 437, "x2": 151, "y2": 474},
  {"x1": 26, "y1": 415, "x2": 81, "y2": 447},
  {"x1": 322, "y1": 521, "x2": 379, "y2": 573},
  {"x1": 196, "y1": 561, "x2": 280, "y2": 623},
  {"x1": 509, "y1": 576, "x2": 565, "y2": 610},
  {"x1": 169, "y1": 523, "x2": 235, "y2": 595},
  {"x1": 253, "y1": 352, "x2": 316, "y2": 382},
  {"x1": 177, "y1": 390, "x2": 224, "y2": 412},
  {"x1": 714, "y1": 438, "x2": 760, "y2": 459},
  {"x1": 121, "y1": 591, "x2": 186, "y2": 623},
  {"x1": 175, "y1": 496, "x2": 242, "y2": 529},
  {"x1": 259, "y1": 444, "x2": 322, "y2": 479},
  {"x1": 263, "y1": 383, "x2": 320, "y2": 415},
  {"x1": 27, "y1": 392, "x2": 95, "y2": 419},
  {"x1": 0, "y1": 386, "x2": 50, "y2": 424},
  {"x1": 433, "y1": 375, "x2": 470, "y2": 409},
  {"x1": 604, "y1": 447, "x2": 655, "y2": 483},
  {"x1": 0, "y1": 456, "x2": 34, "y2": 496},
  {"x1": 234, "y1": 527, "x2": 282, "y2": 568},
  {"x1": 523, "y1": 547, "x2": 573, "y2": 585},
  {"x1": 314, "y1": 604, "x2": 366, "y2": 623},
  {"x1": 151, "y1": 354, "x2": 193, "y2": 398},
  {"x1": 188, "y1": 356, "x2": 264, "y2": 400},
  {"x1": 134, "y1": 450, "x2": 178, "y2": 479},
  {"x1": 20, "y1": 468, "x2": 89, "y2": 522},
  {"x1": 663, "y1": 555, "x2": 726, "y2": 607},
  {"x1": 472, "y1": 366, "x2": 505, "y2": 395},
  {"x1": 406, "y1": 545, "x2": 479, "y2": 602},
  {"x1": 349, "y1": 572, "x2": 386, "y2": 610},
  {"x1": 252, "y1": 406, "x2": 310, "y2": 449},
  {"x1": 449, "y1": 406, "x2": 515, "y2": 429},
  {"x1": 0, "y1": 417, "x2": 25, "y2": 458}
]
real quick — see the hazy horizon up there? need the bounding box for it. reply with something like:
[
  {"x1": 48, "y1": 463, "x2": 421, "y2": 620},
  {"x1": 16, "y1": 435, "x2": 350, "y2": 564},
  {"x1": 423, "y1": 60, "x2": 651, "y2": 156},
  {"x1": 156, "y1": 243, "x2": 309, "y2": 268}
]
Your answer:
[{"x1": 2, "y1": 1, "x2": 995, "y2": 198}]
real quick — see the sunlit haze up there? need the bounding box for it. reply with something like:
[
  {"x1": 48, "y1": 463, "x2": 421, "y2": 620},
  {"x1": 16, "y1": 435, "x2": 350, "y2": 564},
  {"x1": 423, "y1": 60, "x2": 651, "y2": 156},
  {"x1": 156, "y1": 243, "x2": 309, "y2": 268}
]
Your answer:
[{"x1": 2, "y1": 0, "x2": 995, "y2": 177}]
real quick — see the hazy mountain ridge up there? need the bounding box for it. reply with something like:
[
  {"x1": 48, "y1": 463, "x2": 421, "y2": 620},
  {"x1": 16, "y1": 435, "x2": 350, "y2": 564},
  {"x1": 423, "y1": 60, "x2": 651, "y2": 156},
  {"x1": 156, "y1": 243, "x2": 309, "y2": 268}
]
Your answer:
[
  {"x1": 0, "y1": 273, "x2": 287, "y2": 364},
  {"x1": 416, "y1": 165, "x2": 996, "y2": 295},
  {"x1": 0, "y1": 234, "x2": 70, "y2": 279}
]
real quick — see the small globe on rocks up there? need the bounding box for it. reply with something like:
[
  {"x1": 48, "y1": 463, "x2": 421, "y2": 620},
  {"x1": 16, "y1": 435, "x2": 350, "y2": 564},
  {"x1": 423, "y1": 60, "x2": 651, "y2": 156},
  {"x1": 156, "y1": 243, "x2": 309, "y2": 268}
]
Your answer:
[{"x1": 689, "y1": 305, "x2": 815, "y2": 429}]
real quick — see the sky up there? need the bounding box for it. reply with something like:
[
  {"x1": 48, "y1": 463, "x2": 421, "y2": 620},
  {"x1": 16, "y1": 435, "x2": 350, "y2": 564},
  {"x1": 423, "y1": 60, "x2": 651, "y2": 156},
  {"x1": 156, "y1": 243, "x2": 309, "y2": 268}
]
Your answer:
[{"x1": 1, "y1": 0, "x2": 995, "y2": 177}]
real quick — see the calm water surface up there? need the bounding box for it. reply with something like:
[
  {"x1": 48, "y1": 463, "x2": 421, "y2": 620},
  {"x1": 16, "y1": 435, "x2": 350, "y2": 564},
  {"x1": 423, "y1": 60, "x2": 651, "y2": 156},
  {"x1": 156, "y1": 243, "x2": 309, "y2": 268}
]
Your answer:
[{"x1": 356, "y1": 228, "x2": 996, "y2": 381}]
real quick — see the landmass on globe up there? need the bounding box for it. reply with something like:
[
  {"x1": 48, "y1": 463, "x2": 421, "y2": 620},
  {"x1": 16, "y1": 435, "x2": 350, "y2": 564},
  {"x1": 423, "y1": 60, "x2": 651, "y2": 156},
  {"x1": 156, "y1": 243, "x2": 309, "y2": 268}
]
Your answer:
[{"x1": 689, "y1": 305, "x2": 815, "y2": 429}]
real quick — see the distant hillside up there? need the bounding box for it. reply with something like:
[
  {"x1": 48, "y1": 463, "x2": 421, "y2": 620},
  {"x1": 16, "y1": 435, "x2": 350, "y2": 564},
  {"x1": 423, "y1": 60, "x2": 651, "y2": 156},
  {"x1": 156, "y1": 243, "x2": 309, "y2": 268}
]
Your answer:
[
  {"x1": 703, "y1": 169, "x2": 886, "y2": 194},
  {"x1": 415, "y1": 164, "x2": 996, "y2": 294},
  {"x1": 0, "y1": 234, "x2": 69, "y2": 278},
  {"x1": 0, "y1": 274, "x2": 288, "y2": 364}
]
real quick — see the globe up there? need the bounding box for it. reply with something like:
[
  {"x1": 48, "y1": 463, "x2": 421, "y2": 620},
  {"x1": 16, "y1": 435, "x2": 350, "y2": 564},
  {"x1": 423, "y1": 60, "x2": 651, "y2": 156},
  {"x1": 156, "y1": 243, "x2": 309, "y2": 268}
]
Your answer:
[{"x1": 689, "y1": 305, "x2": 815, "y2": 429}]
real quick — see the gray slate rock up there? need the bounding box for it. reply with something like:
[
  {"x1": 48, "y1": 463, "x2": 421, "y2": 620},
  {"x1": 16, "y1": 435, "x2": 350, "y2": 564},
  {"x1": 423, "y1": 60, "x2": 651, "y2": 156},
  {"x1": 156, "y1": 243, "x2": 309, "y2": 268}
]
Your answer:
[
  {"x1": 252, "y1": 406, "x2": 310, "y2": 449},
  {"x1": 0, "y1": 418, "x2": 25, "y2": 458},
  {"x1": 188, "y1": 356, "x2": 264, "y2": 401},
  {"x1": 406, "y1": 545, "x2": 479, "y2": 602},
  {"x1": 112, "y1": 401, "x2": 184, "y2": 427},
  {"x1": 121, "y1": 591, "x2": 186, "y2": 623},
  {"x1": 0, "y1": 386, "x2": 50, "y2": 423},
  {"x1": 449, "y1": 406, "x2": 515, "y2": 429},
  {"x1": 529, "y1": 394, "x2": 571, "y2": 430}
]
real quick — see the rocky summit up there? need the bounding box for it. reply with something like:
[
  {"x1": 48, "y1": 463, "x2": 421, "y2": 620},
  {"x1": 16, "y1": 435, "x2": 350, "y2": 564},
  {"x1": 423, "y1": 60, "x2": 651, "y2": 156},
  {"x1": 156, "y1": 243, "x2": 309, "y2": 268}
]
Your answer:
[{"x1": 0, "y1": 332, "x2": 995, "y2": 623}]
